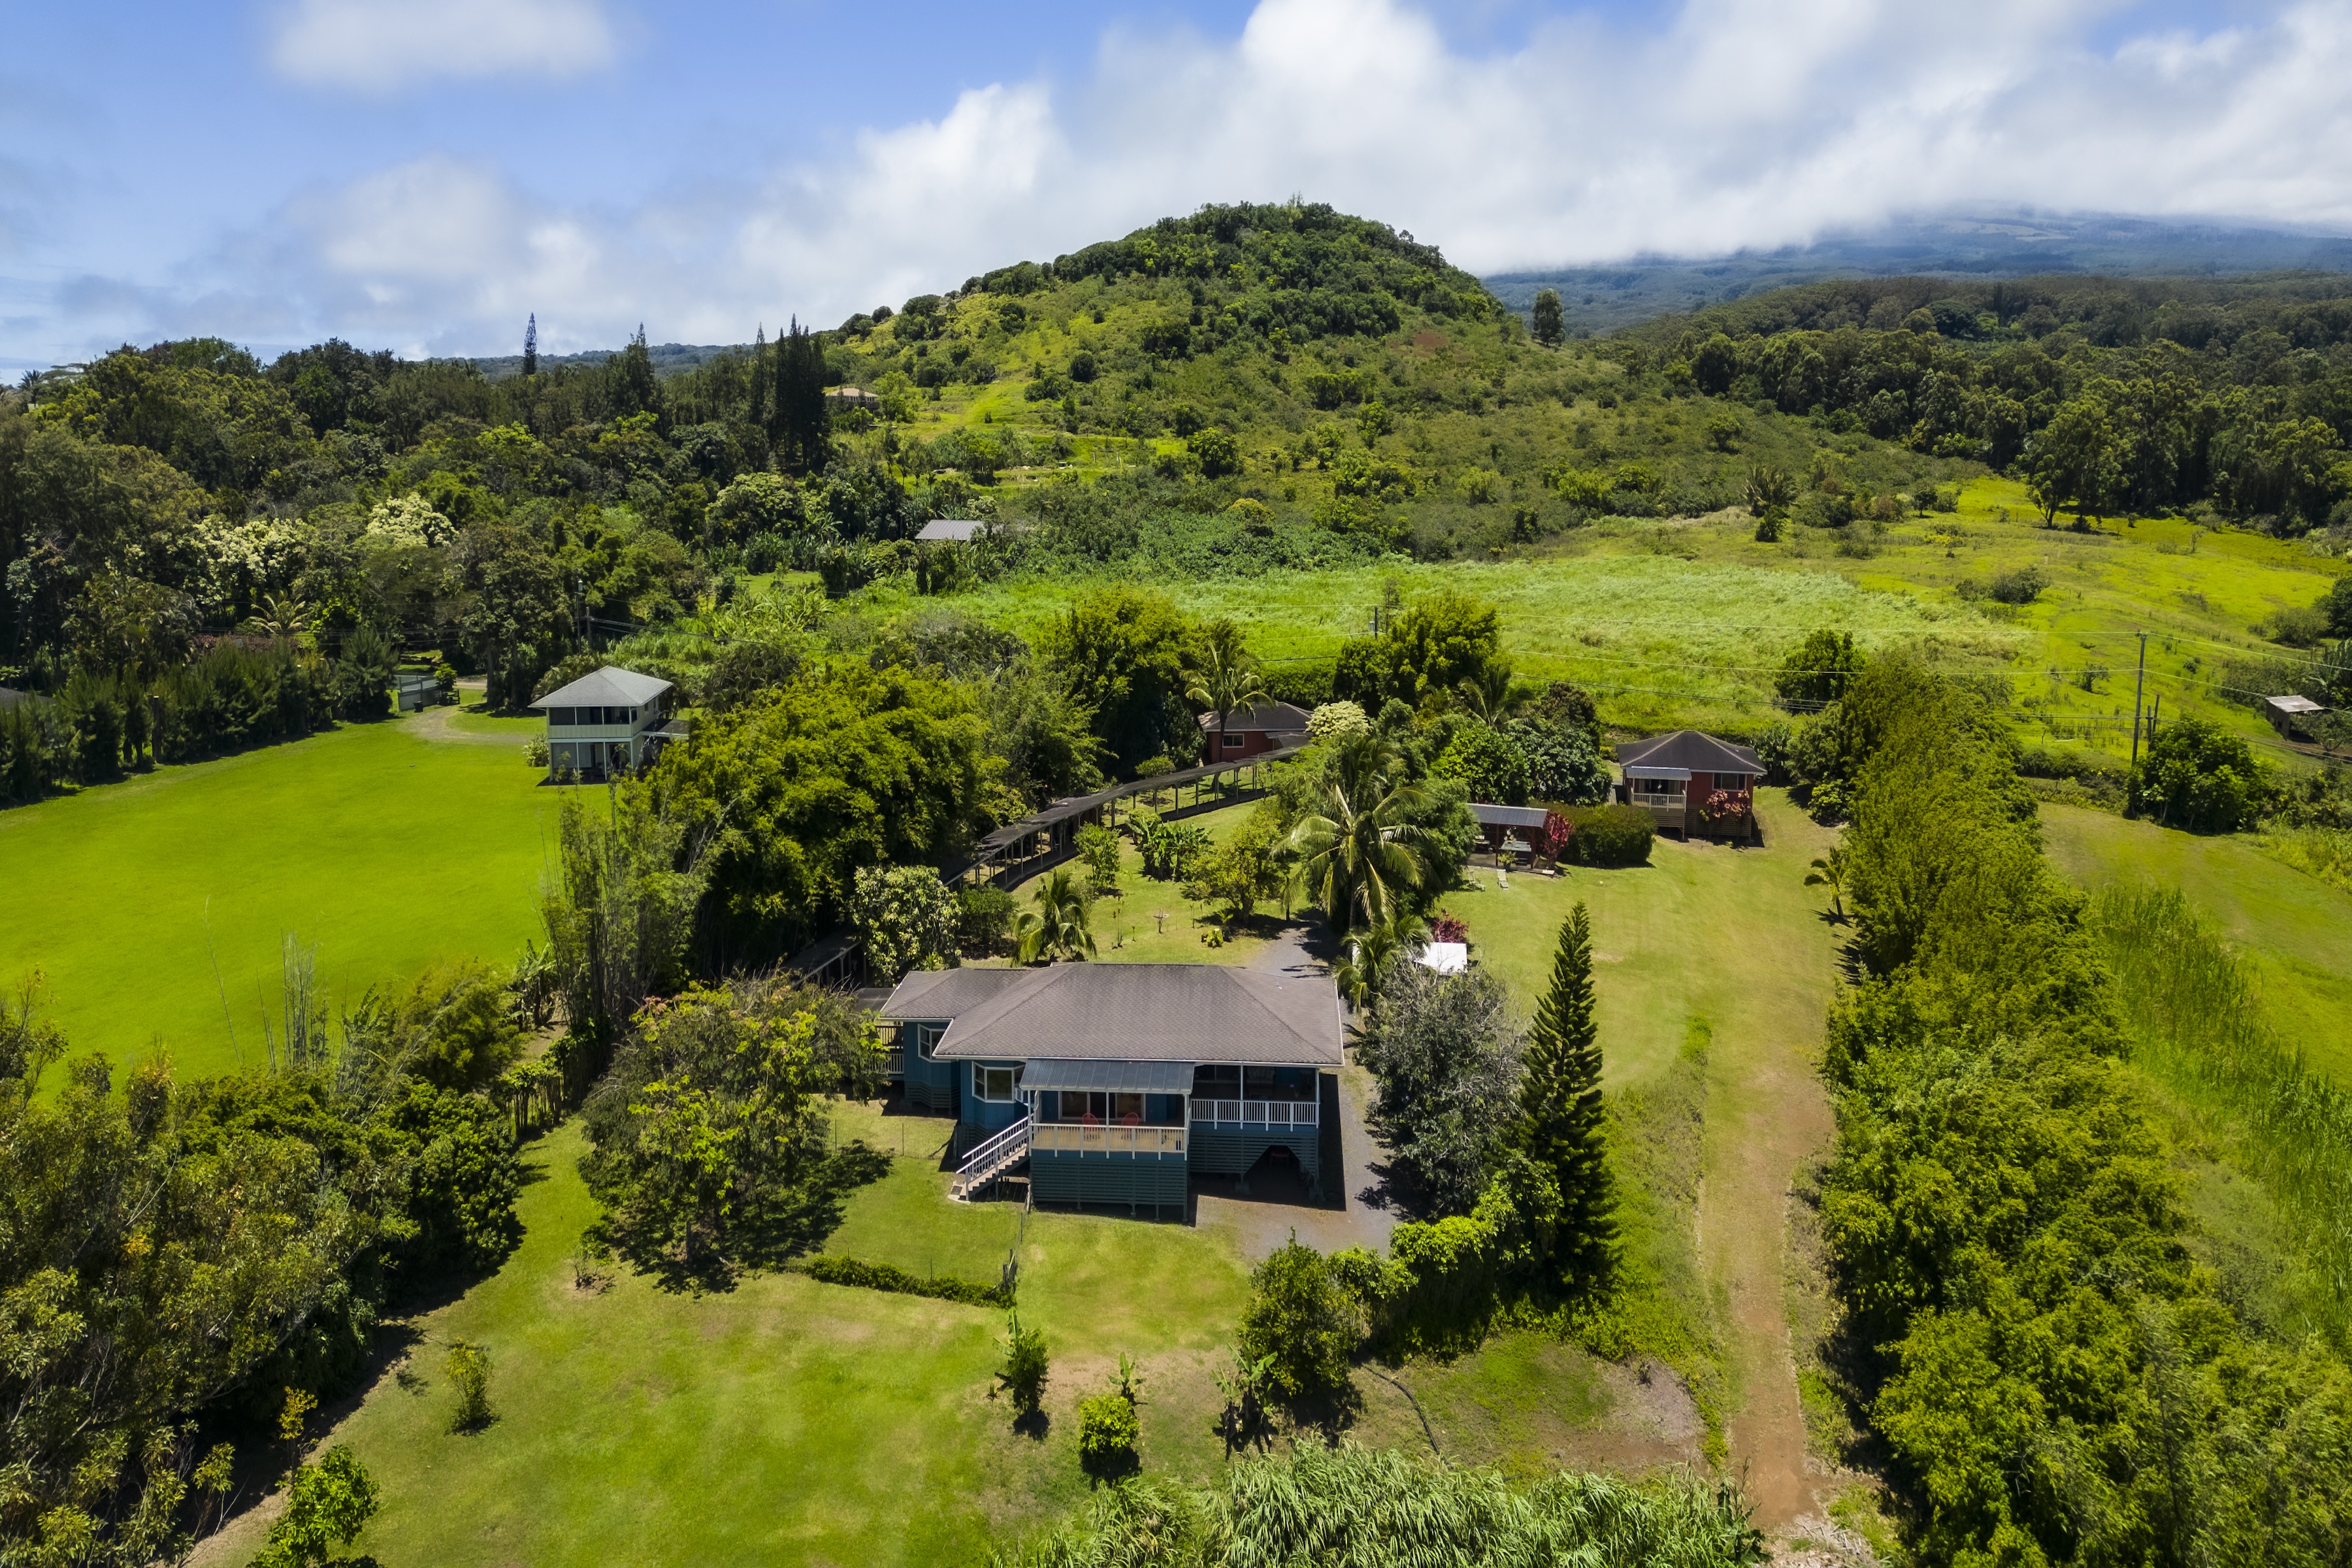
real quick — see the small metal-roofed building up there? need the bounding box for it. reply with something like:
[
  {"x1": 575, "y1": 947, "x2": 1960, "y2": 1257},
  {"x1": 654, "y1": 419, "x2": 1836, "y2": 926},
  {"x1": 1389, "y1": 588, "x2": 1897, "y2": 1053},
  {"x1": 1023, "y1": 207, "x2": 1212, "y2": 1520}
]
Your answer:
[
  {"x1": 1470, "y1": 802, "x2": 1549, "y2": 858},
  {"x1": 530, "y1": 665, "x2": 677, "y2": 781},
  {"x1": 826, "y1": 385, "x2": 881, "y2": 409},
  {"x1": 881, "y1": 963, "x2": 1343, "y2": 1217},
  {"x1": 1199, "y1": 699, "x2": 1313, "y2": 760},
  {"x1": 1612, "y1": 730, "x2": 1764, "y2": 840},
  {"x1": 2265, "y1": 693, "x2": 2328, "y2": 740},
  {"x1": 915, "y1": 518, "x2": 988, "y2": 543}
]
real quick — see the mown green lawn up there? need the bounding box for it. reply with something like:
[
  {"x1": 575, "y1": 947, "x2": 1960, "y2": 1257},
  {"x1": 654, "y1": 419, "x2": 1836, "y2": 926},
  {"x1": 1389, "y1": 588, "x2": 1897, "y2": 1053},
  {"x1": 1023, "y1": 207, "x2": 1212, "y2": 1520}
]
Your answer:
[
  {"x1": 0, "y1": 714, "x2": 561, "y2": 1081},
  {"x1": 998, "y1": 796, "x2": 1293, "y2": 967},
  {"x1": 184, "y1": 794, "x2": 1848, "y2": 1567},
  {"x1": 1435, "y1": 790, "x2": 1840, "y2": 1093},
  {"x1": 206, "y1": 1118, "x2": 1250, "y2": 1568},
  {"x1": 2042, "y1": 804, "x2": 2352, "y2": 1085}
]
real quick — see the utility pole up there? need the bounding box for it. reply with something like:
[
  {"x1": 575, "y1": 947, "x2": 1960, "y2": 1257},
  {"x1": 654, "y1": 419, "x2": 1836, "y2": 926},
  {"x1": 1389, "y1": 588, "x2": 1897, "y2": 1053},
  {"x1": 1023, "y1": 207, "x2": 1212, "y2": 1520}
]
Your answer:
[{"x1": 2129, "y1": 630, "x2": 2149, "y2": 772}]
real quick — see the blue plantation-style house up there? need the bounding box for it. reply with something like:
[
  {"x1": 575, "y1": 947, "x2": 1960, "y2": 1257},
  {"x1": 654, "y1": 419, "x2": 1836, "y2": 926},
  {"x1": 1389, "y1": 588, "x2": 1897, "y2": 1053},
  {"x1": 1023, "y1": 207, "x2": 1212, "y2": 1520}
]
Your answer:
[{"x1": 883, "y1": 964, "x2": 1342, "y2": 1218}]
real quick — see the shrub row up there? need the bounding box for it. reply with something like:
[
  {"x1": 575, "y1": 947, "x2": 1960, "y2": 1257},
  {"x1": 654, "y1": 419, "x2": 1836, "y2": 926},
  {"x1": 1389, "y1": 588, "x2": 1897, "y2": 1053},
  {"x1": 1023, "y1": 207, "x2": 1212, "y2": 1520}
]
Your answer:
[
  {"x1": 802, "y1": 1254, "x2": 1011, "y2": 1307},
  {"x1": 1546, "y1": 802, "x2": 1655, "y2": 866},
  {"x1": 1, "y1": 640, "x2": 391, "y2": 804},
  {"x1": 1823, "y1": 655, "x2": 2352, "y2": 1565}
]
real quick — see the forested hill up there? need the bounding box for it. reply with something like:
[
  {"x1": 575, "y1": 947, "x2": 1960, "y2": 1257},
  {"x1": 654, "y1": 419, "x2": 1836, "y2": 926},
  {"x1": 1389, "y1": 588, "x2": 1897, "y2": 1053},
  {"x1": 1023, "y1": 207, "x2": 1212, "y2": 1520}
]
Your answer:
[
  {"x1": 1486, "y1": 210, "x2": 2352, "y2": 337},
  {"x1": 5, "y1": 196, "x2": 2349, "y2": 737},
  {"x1": 1618, "y1": 272, "x2": 2352, "y2": 529}
]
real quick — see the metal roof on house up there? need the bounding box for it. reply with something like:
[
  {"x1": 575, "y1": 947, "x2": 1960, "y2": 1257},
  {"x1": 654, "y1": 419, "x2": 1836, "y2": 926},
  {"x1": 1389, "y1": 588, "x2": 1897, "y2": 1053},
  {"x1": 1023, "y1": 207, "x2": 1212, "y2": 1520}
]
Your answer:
[
  {"x1": 0, "y1": 687, "x2": 24, "y2": 711},
  {"x1": 1612, "y1": 730, "x2": 1765, "y2": 777},
  {"x1": 916, "y1": 519, "x2": 987, "y2": 542},
  {"x1": 883, "y1": 963, "x2": 1342, "y2": 1066},
  {"x1": 2267, "y1": 694, "x2": 2327, "y2": 715},
  {"x1": 1471, "y1": 802, "x2": 1550, "y2": 828},
  {"x1": 1021, "y1": 1058, "x2": 1196, "y2": 1094},
  {"x1": 530, "y1": 666, "x2": 673, "y2": 709},
  {"x1": 1196, "y1": 700, "x2": 1313, "y2": 734}
]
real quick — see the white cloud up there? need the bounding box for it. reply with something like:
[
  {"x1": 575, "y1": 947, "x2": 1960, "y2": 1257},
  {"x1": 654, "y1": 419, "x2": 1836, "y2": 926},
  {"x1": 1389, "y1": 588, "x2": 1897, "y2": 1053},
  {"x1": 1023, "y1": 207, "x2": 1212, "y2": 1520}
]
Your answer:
[
  {"x1": 44, "y1": 0, "x2": 2352, "y2": 361},
  {"x1": 269, "y1": 0, "x2": 615, "y2": 92}
]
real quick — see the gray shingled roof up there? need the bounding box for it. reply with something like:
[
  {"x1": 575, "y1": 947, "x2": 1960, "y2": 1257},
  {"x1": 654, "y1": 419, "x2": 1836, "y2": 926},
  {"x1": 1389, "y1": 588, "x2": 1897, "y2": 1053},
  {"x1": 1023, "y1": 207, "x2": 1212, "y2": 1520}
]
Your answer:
[
  {"x1": 531, "y1": 666, "x2": 673, "y2": 709},
  {"x1": 1614, "y1": 730, "x2": 1764, "y2": 776},
  {"x1": 879, "y1": 968, "x2": 1032, "y2": 1019},
  {"x1": 916, "y1": 519, "x2": 987, "y2": 542},
  {"x1": 882, "y1": 963, "x2": 1341, "y2": 1066},
  {"x1": 1196, "y1": 700, "x2": 1313, "y2": 734}
]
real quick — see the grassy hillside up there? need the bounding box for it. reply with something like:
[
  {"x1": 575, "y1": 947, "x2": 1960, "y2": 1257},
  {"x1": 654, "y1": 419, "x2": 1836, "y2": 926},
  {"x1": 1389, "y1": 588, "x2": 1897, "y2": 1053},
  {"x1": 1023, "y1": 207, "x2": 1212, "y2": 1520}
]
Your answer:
[
  {"x1": 805, "y1": 201, "x2": 1971, "y2": 570},
  {"x1": 2044, "y1": 804, "x2": 2352, "y2": 1082}
]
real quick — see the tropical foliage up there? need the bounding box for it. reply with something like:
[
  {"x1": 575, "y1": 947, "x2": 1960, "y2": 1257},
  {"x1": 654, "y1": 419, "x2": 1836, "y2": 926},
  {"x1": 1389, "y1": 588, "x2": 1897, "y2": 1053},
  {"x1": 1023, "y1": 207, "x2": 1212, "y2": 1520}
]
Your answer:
[
  {"x1": 1512, "y1": 905, "x2": 1616, "y2": 1292},
  {"x1": 0, "y1": 988, "x2": 524, "y2": 1565},
  {"x1": 1015, "y1": 868, "x2": 1098, "y2": 962},
  {"x1": 998, "y1": 1443, "x2": 1764, "y2": 1568},
  {"x1": 1820, "y1": 654, "x2": 2352, "y2": 1565},
  {"x1": 578, "y1": 979, "x2": 887, "y2": 1275},
  {"x1": 1354, "y1": 959, "x2": 1524, "y2": 1217}
]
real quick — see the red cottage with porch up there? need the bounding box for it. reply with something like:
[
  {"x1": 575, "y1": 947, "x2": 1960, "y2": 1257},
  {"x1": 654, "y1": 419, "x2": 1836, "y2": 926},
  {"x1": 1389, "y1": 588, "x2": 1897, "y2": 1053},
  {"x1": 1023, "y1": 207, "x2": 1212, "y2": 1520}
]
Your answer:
[{"x1": 1613, "y1": 730, "x2": 1764, "y2": 841}]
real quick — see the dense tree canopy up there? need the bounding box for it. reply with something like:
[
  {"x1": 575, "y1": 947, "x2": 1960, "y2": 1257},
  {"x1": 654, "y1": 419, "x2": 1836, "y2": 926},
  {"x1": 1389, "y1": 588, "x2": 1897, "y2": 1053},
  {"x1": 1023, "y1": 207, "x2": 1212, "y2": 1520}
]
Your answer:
[
  {"x1": 652, "y1": 661, "x2": 994, "y2": 963},
  {"x1": 1822, "y1": 655, "x2": 2352, "y2": 1565},
  {"x1": 0, "y1": 990, "x2": 526, "y2": 1565}
]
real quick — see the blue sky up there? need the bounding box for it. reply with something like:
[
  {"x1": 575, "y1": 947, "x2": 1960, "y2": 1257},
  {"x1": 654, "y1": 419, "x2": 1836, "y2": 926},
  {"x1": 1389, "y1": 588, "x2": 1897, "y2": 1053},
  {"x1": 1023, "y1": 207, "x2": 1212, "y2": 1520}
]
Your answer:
[{"x1": 3, "y1": 0, "x2": 2344, "y2": 370}]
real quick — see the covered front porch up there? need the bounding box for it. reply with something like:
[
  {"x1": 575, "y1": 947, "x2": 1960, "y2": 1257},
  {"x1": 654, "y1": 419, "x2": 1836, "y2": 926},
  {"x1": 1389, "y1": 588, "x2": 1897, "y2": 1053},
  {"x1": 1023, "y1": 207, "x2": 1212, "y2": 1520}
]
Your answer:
[{"x1": 946, "y1": 1058, "x2": 1329, "y2": 1218}]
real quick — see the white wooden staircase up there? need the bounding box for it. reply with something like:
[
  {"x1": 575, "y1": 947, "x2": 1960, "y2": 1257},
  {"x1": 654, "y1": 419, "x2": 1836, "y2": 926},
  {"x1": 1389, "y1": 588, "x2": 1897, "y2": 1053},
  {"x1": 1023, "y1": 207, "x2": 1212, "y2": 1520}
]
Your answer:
[{"x1": 951, "y1": 1119, "x2": 1031, "y2": 1201}]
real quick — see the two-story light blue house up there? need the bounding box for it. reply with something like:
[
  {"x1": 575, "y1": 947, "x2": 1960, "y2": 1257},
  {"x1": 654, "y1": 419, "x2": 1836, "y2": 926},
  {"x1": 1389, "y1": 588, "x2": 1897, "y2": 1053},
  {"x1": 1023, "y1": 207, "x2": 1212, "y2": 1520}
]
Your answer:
[
  {"x1": 883, "y1": 964, "x2": 1341, "y2": 1218},
  {"x1": 530, "y1": 666, "x2": 677, "y2": 781}
]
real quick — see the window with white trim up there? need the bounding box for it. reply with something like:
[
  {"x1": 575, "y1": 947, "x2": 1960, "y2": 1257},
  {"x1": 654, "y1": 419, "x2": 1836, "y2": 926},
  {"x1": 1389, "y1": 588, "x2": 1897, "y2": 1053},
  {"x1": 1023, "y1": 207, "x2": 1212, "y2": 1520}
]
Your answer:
[
  {"x1": 915, "y1": 1024, "x2": 944, "y2": 1059},
  {"x1": 973, "y1": 1064, "x2": 1021, "y2": 1102}
]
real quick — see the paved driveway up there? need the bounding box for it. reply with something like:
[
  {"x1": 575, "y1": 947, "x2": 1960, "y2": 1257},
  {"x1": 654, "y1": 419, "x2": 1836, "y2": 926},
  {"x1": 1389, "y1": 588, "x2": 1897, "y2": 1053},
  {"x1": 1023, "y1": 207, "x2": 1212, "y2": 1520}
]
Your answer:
[{"x1": 1192, "y1": 921, "x2": 1398, "y2": 1259}]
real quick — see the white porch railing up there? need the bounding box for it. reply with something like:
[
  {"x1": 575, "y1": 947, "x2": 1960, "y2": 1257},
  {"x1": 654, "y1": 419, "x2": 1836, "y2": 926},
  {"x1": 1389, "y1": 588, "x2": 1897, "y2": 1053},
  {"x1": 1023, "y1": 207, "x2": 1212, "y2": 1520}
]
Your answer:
[
  {"x1": 1032, "y1": 1123, "x2": 1186, "y2": 1156},
  {"x1": 950, "y1": 1119, "x2": 1032, "y2": 1201},
  {"x1": 1188, "y1": 1098, "x2": 1318, "y2": 1130}
]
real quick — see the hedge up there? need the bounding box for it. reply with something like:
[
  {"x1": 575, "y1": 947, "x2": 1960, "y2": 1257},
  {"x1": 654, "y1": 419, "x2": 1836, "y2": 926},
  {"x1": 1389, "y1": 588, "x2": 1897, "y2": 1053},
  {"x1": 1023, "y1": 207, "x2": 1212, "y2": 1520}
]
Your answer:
[
  {"x1": 1546, "y1": 803, "x2": 1654, "y2": 867},
  {"x1": 802, "y1": 1254, "x2": 1011, "y2": 1307}
]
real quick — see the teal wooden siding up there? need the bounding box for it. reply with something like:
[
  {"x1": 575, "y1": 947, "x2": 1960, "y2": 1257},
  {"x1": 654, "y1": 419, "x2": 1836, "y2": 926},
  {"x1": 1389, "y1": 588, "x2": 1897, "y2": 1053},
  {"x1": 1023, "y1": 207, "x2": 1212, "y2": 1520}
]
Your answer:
[
  {"x1": 1192, "y1": 1126, "x2": 1320, "y2": 1189},
  {"x1": 1030, "y1": 1149, "x2": 1187, "y2": 1213},
  {"x1": 899, "y1": 1028, "x2": 958, "y2": 1115}
]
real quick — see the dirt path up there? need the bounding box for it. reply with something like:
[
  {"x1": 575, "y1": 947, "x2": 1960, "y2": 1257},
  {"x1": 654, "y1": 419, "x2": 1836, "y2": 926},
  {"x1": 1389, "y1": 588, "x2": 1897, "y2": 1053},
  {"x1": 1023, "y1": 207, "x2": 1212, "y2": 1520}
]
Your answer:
[
  {"x1": 402, "y1": 685, "x2": 534, "y2": 749},
  {"x1": 1693, "y1": 798, "x2": 1843, "y2": 1531}
]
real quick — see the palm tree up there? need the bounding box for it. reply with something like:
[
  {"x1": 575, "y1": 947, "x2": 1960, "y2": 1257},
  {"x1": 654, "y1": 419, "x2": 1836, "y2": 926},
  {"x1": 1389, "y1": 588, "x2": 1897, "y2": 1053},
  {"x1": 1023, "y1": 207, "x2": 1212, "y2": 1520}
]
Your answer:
[
  {"x1": 1332, "y1": 913, "x2": 1427, "y2": 1012},
  {"x1": 1804, "y1": 849, "x2": 1848, "y2": 923},
  {"x1": 1455, "y1": 659, "x2": 1514, "y2": 723},
  {"x1": 1015, "y1": 868, "x2": 1098, "y2": 963},
  {"x1": 1286, "y1": 732, "x2": 1431, "y2": 930},
  {"x1": 1186, "y1": 621, "x2": 1269, "y2": 757},
  {"x1": 246, "y1": 594, "x2": 312, "y2": 647}
]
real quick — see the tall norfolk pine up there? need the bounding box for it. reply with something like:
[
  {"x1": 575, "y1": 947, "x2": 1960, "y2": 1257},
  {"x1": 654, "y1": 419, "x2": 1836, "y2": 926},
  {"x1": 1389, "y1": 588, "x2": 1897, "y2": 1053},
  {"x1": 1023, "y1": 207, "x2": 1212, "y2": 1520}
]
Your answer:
[{"x1": 1515, "y1": 903, "x2": 1616, "y2": 1291}]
